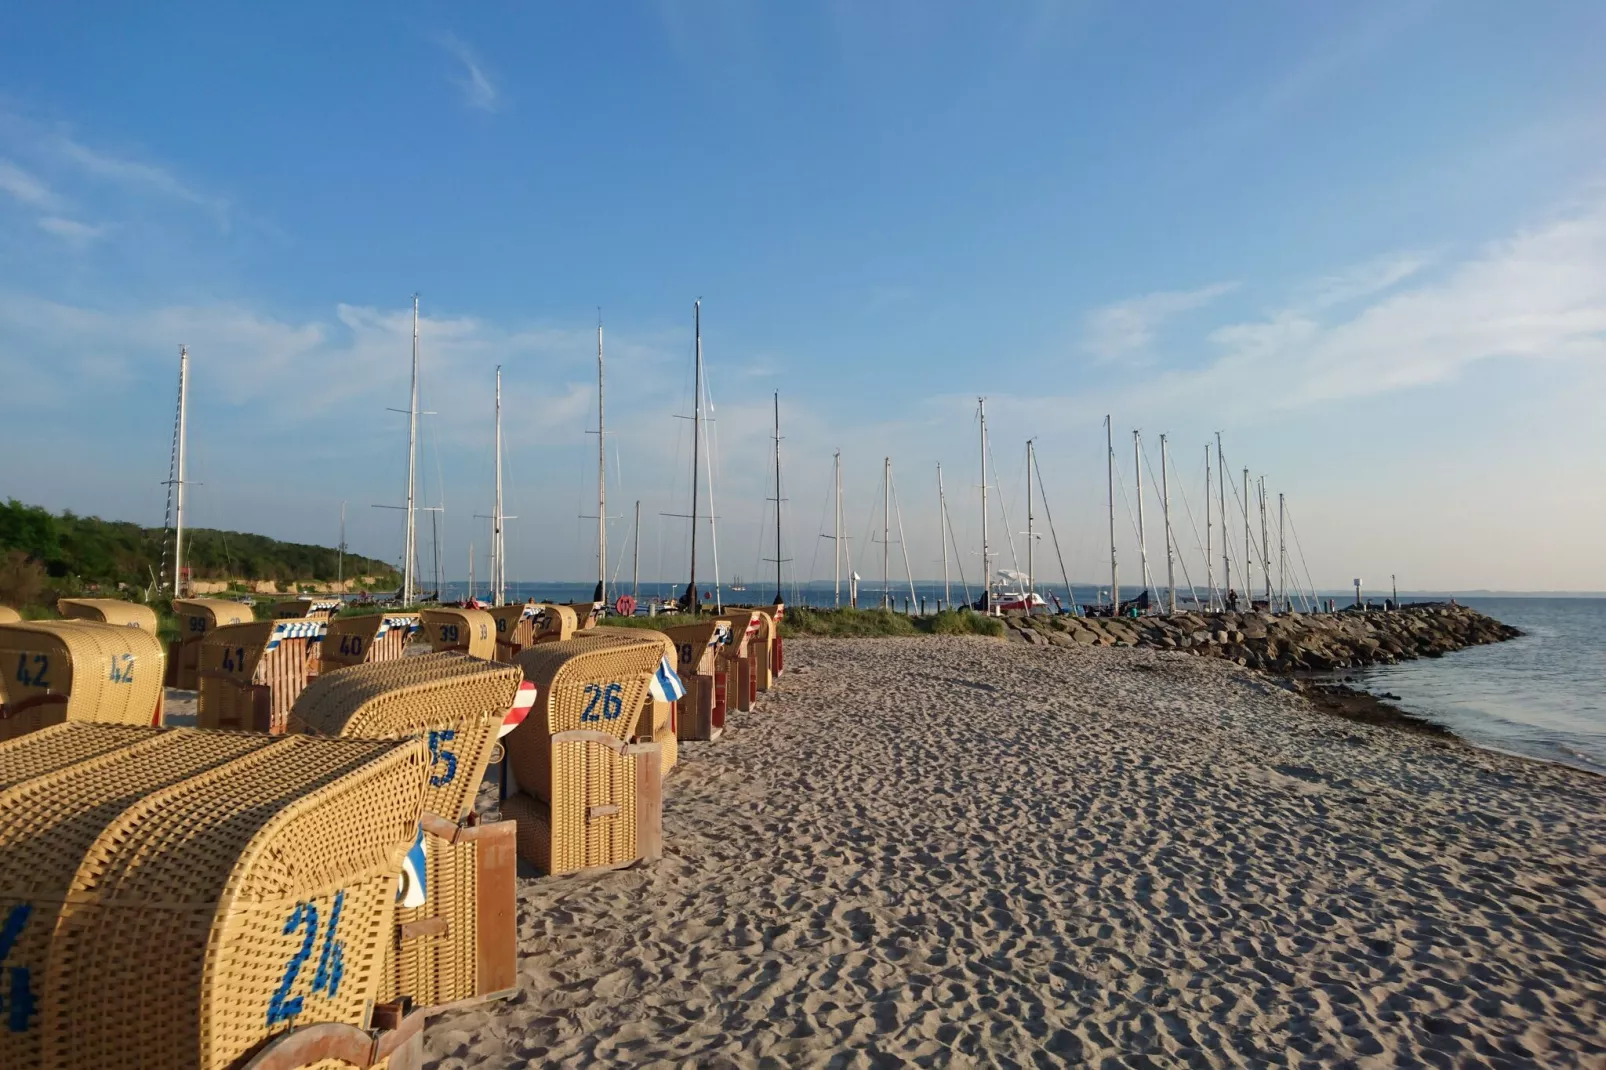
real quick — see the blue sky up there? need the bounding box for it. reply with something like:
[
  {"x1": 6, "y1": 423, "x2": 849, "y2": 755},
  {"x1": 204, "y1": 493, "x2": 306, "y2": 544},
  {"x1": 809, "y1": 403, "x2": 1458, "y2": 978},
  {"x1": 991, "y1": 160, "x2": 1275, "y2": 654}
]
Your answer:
[{"x1": 1, "y1": 1, "x2": 1603, "y2": 593}]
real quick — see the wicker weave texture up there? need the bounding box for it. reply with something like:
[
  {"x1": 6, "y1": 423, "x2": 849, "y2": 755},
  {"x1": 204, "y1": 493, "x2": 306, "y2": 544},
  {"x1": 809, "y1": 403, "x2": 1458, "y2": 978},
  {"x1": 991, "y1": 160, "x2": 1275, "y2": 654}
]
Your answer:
[
  {"x1": 198, "y1": 620, "x2": 319, "y2": 733},
  {"x1": 55, "y1": 597, "x2": 160, "y2": 632},
  {"x1": 753, "y1": 610, "x2": 776, "y2": 691},
  {"x1": 318, "y1": 617, "x2": 383, "y2": 673},
  {"x1": 272, "y1": 600, "x2": 339, "y2": 621},
  {"x1": 44, "y1": 733, "x2": 427, "y2": 1070},
  {"x1": 0, "y1": 621, "x2": 164, "y2": 741},
  {"x1": 488, "y1": 605, "x2": 536, "y2": 663},
  {"x1": 500, "y1": 735, "x2": 640, "y2": 874},
  {"x1": 0, "y1": 722, "x2": 157, "y2": 790},
  {"x1": 528, "y1": 604, "x2": 577, "y2": 645},
  {"x1": 0, "y1": 605, "x2": 20, "y2": 624},
  {"x1": 289, "y1": 653, "x2": 521, "y2": 822},
  {"x1": 0, "y1": 728, "x2": 278, "y2": 1069},
  {"x1": 419, "y1": 609, "x2": 496, "y2": 661},
  {"x1": 383, "y1": 834, "x2": 479, "y2": 1007}
]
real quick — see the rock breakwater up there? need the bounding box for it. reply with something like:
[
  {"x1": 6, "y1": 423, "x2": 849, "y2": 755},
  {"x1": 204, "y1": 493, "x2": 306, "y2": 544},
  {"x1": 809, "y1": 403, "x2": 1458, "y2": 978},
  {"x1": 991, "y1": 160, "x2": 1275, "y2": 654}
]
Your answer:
[{"x1": 1002, "y1": 602, "x2": 1520, "y2": 673}]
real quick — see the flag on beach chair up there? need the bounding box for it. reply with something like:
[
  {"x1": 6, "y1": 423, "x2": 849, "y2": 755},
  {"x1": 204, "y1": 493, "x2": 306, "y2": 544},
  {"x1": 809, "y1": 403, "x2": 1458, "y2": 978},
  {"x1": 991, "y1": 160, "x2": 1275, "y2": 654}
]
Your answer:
[
  {"x1": 650, "y1": 655, "x2": 687, "y2": 703},
  {"x1": 499, "y1": 680, "x2": 537, "y2": 738},
  {"x1": 399, "y1": 825, "x2": 428, "y2": 908}
]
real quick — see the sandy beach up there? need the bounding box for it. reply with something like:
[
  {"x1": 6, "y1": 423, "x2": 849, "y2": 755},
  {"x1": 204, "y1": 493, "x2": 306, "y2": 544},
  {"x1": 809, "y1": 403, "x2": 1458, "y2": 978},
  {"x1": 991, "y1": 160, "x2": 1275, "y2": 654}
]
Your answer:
[{"x1": 424, "y1": 636, "x2": 1605, "y2": 1068}]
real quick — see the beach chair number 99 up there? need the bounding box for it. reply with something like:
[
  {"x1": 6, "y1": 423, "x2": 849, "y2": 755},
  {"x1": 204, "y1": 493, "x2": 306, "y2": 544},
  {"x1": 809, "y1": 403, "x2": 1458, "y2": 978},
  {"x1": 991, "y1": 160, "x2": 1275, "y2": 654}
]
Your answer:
[
  {"x1": 0, "y1": 903, "x2": 36, "y2": 1033},
  {"x1": 581, "y1": 682, "x2": 624, "y2": 722},
  {"x1": 13, "y1": 654, "x2": 49, "y2": 689},
  {"x1": 439, "y1": 624, "x2": 459, "y2": 643},
  {"x1": 266, "y1": 891, "x2": 347, "y2": 1026}
]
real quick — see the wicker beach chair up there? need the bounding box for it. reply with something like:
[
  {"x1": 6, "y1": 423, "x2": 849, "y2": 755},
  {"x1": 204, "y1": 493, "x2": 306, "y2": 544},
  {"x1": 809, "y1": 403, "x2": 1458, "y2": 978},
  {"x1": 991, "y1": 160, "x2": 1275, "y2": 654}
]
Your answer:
[
  {"x1": 419, "y1": 608, "x2": 495, "y2": 660},
  {"x1": 273, "y1": 599, "x2": 342, "y2": 621},
  {"x1": 168, "y1": 598, "x2": 253, "y2": 690},
  {"x1": 564, "y1": 602, "x2": 603, "y2": 630},
  {"x1": 0, "y1": 620, "x2": 165, "y2": 741},
  {"x1": 319, "y1": 614, "x2": 420, "y2": 673},
  {"x1": 526, "y1": 604, "x2": 579, "y2": 646},
  {"x1": 729, "y1": 610, "x2": 766, "y2": 712},
  {"x1": 288, "y1": 654, "x2": 523, "y2": 1011},
  {"x1": 661, "y1": 620, "x2": 733, "y2": 742},
  {"x1": 488, "y1": 604, "x2": 538, "y2": 662},
  {"x1": 581, "y1": 627, "x2": 680, "y2": 775},
  {"x1": 0, "y1": 723, "x2": 427, "y2": 1070},
  {"x1": 0, "y1": 605, "x2": 20, "y2": 624},
  {"x1": 770, "y1": 602, "x2": 786, "y2": 675},
  {"x1": 56, "y1": 596, "x2": 159, "y2": 632},
  {"x1": 500, "y1": 639, "x2": 666, "y2": 875},
  {"x1": 198, "y1": 619, "x2": 325, "y2": 733}
]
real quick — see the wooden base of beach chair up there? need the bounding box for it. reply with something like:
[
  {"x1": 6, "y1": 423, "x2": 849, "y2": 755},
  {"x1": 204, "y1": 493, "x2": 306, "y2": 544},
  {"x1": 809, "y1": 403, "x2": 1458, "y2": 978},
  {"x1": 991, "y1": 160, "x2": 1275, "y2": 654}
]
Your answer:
[
  {"x1": 500, "y1": 738, "x2": 662, "y2": 875},
  {"x1": 228, "y1": 1002, "x2": 427, "y2": 1069},
  {"x1": 677, "y1": 674, "x2": 724, "y2": 742},
  {"x1": 383, "y1": 813, "x2": 518, "y2": 1011}
]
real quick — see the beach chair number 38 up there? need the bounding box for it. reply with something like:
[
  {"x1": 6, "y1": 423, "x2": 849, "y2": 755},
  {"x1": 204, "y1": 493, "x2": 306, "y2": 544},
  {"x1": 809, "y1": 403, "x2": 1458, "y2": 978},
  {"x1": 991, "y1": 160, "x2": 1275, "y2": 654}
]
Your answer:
[
  {"x1": 580, "y1": 682, "x2": 624, "y2": 723},
  {"x1": 266, "y1": 890, "x2": 347, "y2": 1026}
]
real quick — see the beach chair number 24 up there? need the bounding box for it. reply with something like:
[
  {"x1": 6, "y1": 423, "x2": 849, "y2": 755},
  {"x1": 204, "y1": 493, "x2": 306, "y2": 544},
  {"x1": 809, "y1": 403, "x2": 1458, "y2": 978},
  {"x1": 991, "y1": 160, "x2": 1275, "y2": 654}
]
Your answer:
[
  {"x1": 581, "y1": 682, "x2": 625, "y2": 722},
  {"x1": 266, "y1": 890, "x2": 347, "y2": 1026}
]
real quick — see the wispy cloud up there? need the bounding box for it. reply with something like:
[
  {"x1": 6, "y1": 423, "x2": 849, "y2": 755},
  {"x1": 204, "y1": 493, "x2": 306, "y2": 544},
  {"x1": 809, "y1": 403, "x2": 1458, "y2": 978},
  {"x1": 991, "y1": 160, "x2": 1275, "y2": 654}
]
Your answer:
[
  {"x1": 1081, "y1": 282, "x2": 1237, "y2": 365},
  {"x1": 36, "y1": 216, "x2": 111, "y2": 244},
  {"x1": 437, "y1": 33, "x2": 499, "y2": 112},
  {"x1": 0, "y1": 159, "x2": 62, "y2": 209}
]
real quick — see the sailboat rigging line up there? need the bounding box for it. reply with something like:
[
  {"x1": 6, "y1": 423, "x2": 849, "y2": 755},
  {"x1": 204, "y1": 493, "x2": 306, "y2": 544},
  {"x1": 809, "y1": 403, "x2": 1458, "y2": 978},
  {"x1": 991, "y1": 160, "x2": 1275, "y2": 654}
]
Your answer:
[
  {"x1": 890, "y1": 469, "x2": 919, "y2": 605},
  {"x1": 1165, "y1": 452, "x2": 1215, "y2": 611},
  {"x1": 1219, "y1": 449, "x2": 1263, "y2": 591},
  {"x1": 1027, "y1": 446, "x2": 1073, "y2": 604},
  {"x1": 699, "y1": 350, "x2": 723, "y2": 612},
  {"x1": 1214, "y1": 445, "x2": 1250, "y2": 593},
  {"x1": 806, "y1": 463, "x2": 834, "y2": 592},
  {"x1": 939, "y1": 471, "x2": 972, "y2": 604},
  {"x1": 987, "y1": 437, "x2": 1023, "y2": 576},
  {"x1": 1110, "y1": 460, "x2": 1147, "y2": 593},
  {"x1": 1143, "y1": 445, "x2": 1203, "y2": 611},
  {"x1": 1283, "y1": 501, "x2": 1321, "y2": 612}
]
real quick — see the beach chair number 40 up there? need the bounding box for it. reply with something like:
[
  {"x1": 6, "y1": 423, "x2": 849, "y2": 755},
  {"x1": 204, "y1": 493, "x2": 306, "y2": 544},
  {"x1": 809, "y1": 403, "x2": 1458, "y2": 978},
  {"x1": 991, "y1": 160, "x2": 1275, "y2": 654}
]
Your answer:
[
  {"x1": 266, "y1": 890, "x2": 346, "y2": 1027},
  {"x1": 338, "y1": 634, "x2": 364, "y2": 657},
  {"x1": 581, "y1": 682, "x2": 624, "y2": 722},
  {"x1": 12, "y1": 654, "x2": 48, "y2": 689},
  {"x1": 0, "y1": 903, "x2": 36, "y2": 1033}
]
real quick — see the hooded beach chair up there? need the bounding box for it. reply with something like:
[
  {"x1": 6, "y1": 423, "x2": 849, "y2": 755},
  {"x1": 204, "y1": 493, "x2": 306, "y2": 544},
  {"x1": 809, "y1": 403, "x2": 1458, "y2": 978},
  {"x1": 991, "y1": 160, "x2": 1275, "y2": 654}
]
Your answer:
[
  {"x1": 728, "y1": 610, "x2": 767, "y2": 712},
  {"x1": 488, "y1": 603, "x2": 539, "y2": 662},
  {"x1": 56, "y1": 596, "x2": 159, "y2": 632},
  {"x1": 197, "y1": 618, "x2": 325, "y2": 733},
  {"x1": 319, "y1": 614, "x2": 420, "y2": 673},
  {"x1": 579, "y1": 627, "x2": 682, "y2": 775},
  {"x1": 272, "y1": 598, "x2": 342, "y2": 620},
  {"x1": 0, "y1": 606, "x2": 20, "y2": 624},
  {"x1": 525, "y1": 603, "x2": 578, "y2": 646},
  {"x1": 499, "y1": 638, "x2": 667, "y2": 875},
  {"x1": 168, "y1": 597, "x2": 252, "y2": 690},
  {"x1": 660, "y1": 620, "x2": 734, "y2": 742},
  {"x1": 419, "y1": 608, "x2": 496, "y2": 660},
  {"x1": 0, "y1": 722, "x2": 427, "y2": 1070},
  {"x1": 0, "y1": 620, "x2": 165, "y2": 741},
  {"x1": 289, "y1": 654, "x2": 524, "y2": 1011}
]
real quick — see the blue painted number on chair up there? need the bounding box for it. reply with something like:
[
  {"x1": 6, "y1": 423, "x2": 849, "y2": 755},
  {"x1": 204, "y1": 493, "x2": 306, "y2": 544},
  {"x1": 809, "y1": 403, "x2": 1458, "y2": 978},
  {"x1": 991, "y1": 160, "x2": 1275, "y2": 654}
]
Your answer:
[
  {"x1": 0, "y1": 903, "x2": 36, "y2": 1033},
  {"x1": 581, "y1": 682, "x2": 625, "y2": 722},
  {"x1": 428, "y1": 729, "x2": 458, "y2": 787},
  {"x1": 265, "y1": 890, "x2": 349, "y2": 1027},
  {"x1": 13, "y1": 654, "x2": 49, "y2": 689}
]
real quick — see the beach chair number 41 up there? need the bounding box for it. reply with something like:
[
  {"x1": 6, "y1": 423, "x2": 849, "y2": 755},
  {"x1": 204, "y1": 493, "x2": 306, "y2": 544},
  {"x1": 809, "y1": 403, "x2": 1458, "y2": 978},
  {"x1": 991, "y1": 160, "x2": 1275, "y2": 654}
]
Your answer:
[
  {"x1": 266, "y1": 890, "x2": 346, "y2": 1026},
  {"x1": 581, "y1": 682, "x2": 624, "y2": 722},
  {"x1": 0, "y1": 903, "x2": 36, "y2": 1033},
  {"x1": 12, "y1": 654, "x2": 48, "y2": 689}
]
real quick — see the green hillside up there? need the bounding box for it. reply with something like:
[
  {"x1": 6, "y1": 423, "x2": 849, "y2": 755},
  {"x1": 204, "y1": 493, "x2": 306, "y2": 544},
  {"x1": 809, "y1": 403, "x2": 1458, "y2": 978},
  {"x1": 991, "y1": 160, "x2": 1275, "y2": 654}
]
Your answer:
[{"x1": 0, "y1": 498, "x2": 399, "y2": 607}]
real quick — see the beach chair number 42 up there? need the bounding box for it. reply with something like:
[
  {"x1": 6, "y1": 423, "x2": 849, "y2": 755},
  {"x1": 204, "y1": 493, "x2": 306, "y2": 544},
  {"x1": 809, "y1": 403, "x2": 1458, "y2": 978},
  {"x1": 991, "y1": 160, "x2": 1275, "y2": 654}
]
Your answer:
[
  {"x1": 266, "y1": 890, "x2": 346, "y2": 1026},
  {"x1": 581, "y1": 682, "x2": 624, "y2": 722},
  {"x1": 107, "y1": 653, "x2": 135, "y2": 684},
  {"x1": 12, "y1": 654, "x2": 48, "y2": 689},
  {"x1": 0, "y1": 903, "x2": 36, "y2": 1033}
]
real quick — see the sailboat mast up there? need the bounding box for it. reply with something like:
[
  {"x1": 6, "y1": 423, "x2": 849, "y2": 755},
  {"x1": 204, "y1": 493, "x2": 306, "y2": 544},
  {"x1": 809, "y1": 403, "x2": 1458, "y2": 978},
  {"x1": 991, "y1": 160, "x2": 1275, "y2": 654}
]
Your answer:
[
  {"x1": 1215, "y1": 432, "x2": 1228, "y2": 602},
  {"x1": 493, "y1": 366, "x2": 505, "y2": 606},
  {"x1": 468, "y1": 541, "x2": 474, "y2": 602},
  {"x1": 597, "y1": 317, "x2": 607, "y2": 606},
  {"x1": 773, "y1": 392, "x2": 783, "y2": 604},
  {"x1": 1243, "y1": 467, "x2": 1251, "y2": 605},
  {"x1": 1025, "y1": 441, "x2": 1035, "y2": 597},
  {"x1": 882, "y1": 456, "x2": 891, "y2": 609},
  {"x1": 1106, "y1": 415, "x2": 1118, "y2": 610},
  {"x1": 687, "y1": 300, "x2": 701, "y2": 615},
  {"x1": 632, "y1": 500, "x2": 641, "y2": 603},
  {"x1": 1134, "y1": 429, "x2": 1148, "y2": 604},
  {"x1": 1258, "y1": 477, "x2": 1271, "y2": 607},
  {"x1": 937, "y1": 463, "x2": 950, "y2": 605},
  {"x1": 174, "y1": 345, "x2": 189, "y2": 598},
  {"x1": 978, "y1": 398, "x2": 989, "y2": 608},
  {"x1": 1278, "y1": 492, "x2": 1286, "y2": 612},
  {"x1": 405, "y1": 295, "x2": 420, "y2": 604},
  {"x1": 833, "y1": 451, "x2": 843, "y2": 606},
  {"x1": 338, "y1": 501, "x2": 345, "y2": 590},
  {"x1": 1161, "y1": 434, "x2": 1175, "y2": 614},
  {"x1": 1204, "y1": 444, "x2": 1214, "y2": 610}
]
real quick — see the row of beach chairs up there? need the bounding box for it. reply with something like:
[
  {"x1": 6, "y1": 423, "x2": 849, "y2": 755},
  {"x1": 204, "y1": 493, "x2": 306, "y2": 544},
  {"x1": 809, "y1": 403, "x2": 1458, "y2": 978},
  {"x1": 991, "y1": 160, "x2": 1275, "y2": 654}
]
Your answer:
[{"x1": 0, "y1": 595, "x2": 784, "y2": 1068}]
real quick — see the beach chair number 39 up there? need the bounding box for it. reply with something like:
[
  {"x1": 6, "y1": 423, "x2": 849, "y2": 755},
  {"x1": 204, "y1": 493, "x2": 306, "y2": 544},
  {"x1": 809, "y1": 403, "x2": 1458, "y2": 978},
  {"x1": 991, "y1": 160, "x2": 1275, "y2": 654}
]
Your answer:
[
  {"x1": 266, "y1": 891, "x2": 347, "y2": 1026},
  {"x1": 581, "y1": 682, "x2": 624, "y2": 722}
]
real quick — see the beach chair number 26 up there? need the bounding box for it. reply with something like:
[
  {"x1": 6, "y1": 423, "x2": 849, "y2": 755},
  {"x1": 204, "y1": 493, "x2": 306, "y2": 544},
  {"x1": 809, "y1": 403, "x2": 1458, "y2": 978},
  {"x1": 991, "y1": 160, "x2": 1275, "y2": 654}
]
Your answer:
[
  {"x1": 0, "y1": 903, "x2": 36, "y2": 1033},
  {"x1": 581, "y1": 682, "x2": 624, "y2": 722},
  {"x1": 266, "y1": 891, "x2": 347, "y2": 1026}
]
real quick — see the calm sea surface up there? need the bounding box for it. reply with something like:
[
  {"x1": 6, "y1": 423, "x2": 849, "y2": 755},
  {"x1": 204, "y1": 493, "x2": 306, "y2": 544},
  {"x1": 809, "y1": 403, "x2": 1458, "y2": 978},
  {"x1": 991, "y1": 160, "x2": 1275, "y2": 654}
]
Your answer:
[
  {"x1": 458, "y1": 582, "x2": 1604, "y2": 774},
  {"x1": 1346, "y1": 597, "x2": 1606, "y2": 775}
]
